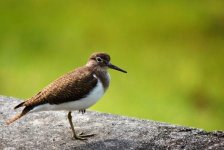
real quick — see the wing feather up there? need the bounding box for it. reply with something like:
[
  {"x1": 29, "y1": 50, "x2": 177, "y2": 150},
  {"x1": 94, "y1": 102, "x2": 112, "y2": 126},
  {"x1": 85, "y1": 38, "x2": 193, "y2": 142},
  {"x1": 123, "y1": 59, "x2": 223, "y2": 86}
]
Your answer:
[{"x1": 23, "y1": 67, "x2": 97, "y2": 107}]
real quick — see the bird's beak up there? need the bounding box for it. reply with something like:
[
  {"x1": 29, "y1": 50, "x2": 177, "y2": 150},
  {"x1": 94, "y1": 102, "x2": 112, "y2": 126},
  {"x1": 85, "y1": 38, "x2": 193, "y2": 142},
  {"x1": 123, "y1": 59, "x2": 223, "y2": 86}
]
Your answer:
[{"x1": 107, "y1": 62, "x2": 127, "y2": 73}]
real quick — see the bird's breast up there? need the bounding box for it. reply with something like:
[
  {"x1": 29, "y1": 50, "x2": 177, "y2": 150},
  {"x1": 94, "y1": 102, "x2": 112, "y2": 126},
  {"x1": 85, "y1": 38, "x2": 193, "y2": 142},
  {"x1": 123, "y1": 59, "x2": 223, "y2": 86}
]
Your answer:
[{"x1": 84, "y1": 78, "x2": 105, "y2": 104}]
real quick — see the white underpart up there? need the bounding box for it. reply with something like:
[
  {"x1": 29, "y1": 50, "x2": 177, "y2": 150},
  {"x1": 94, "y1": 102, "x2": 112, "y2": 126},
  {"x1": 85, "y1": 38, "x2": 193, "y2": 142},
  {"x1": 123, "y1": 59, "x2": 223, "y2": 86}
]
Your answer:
[{"x1": 30, "y1": 74, "x2": 104, "y2": 113}]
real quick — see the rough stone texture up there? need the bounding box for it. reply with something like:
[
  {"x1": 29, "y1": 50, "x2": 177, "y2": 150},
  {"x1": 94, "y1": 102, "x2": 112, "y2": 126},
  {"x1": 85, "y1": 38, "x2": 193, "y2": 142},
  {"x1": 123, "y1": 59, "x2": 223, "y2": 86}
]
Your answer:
[{"x1": 0, "y1": 96, "x2": 223, "y2": 150}]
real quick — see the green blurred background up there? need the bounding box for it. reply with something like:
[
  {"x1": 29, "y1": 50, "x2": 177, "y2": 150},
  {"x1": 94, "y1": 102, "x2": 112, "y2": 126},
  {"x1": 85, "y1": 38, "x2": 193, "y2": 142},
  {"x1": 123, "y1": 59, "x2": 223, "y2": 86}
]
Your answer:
[{"x1": 0, "y1": 1, "x2": 223, "y2": 130}]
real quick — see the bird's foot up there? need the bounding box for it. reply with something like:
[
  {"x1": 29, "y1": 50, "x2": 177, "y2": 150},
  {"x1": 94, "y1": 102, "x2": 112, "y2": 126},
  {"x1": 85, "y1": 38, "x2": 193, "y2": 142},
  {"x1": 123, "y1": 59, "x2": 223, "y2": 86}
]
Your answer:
[
  {"x1": 78, "y1": 109, "x2": 86, "y2": 114},
  {"x1": 72, "y1": 132, "x2": 95, "y2": 140}
]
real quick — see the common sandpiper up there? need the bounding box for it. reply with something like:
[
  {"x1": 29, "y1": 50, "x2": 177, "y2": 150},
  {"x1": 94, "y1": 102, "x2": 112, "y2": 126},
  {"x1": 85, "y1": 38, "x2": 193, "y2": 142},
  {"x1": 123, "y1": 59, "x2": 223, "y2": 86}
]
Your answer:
[{"x1": 6, "y1": 52, "x2": 127, "y2": 140}]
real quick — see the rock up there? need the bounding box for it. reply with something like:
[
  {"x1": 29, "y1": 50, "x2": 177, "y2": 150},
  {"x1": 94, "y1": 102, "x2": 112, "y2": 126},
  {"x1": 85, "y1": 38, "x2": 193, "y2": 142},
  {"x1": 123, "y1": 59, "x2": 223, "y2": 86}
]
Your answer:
[{"x1": 0, "y1": 96, "x2": 223, "y2": 150}]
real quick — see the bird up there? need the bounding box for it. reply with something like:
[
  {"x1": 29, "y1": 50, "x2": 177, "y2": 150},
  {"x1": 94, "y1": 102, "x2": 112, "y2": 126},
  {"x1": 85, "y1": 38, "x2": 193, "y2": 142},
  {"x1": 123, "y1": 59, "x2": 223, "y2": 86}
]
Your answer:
[{"x1": 6, "y1": 52, "x2": 127, "y2": 140}]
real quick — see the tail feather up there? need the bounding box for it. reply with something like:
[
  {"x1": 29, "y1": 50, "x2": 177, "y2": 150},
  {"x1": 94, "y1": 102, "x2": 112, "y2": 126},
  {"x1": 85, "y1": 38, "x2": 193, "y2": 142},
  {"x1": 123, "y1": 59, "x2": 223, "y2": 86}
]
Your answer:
[{"x1": 6, "y1": 106, "x2": 32, "y2": 125}]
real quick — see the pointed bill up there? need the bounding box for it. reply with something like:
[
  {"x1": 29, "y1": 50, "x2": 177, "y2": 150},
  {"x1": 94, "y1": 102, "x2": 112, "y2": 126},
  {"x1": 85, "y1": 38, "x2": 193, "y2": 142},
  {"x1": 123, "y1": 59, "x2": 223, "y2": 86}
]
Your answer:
[{"x1": 107, "y1": 62, "x2": 127, "y2": 73}]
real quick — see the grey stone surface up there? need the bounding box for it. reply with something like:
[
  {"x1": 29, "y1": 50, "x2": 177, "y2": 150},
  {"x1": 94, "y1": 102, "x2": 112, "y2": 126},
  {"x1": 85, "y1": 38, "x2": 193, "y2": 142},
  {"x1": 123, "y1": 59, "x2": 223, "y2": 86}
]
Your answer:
[{"x1": 0, "y1": 96, "x2": 223, "y2": 150}]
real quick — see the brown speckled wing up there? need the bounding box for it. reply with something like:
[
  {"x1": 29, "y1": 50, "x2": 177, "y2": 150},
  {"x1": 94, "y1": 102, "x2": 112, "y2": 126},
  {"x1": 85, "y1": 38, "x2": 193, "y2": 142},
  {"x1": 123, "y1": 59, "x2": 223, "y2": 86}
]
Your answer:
[{"x1": 23, "y1": 67, "x2": 98, "y2": 107}]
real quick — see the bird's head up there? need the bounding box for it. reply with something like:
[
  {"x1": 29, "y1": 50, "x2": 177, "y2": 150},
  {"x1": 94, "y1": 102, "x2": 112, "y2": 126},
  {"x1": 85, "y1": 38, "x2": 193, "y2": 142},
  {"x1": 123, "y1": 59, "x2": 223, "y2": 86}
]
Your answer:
[{"x1": 86, "y1": 52, "x2": 127, "y2": 73}]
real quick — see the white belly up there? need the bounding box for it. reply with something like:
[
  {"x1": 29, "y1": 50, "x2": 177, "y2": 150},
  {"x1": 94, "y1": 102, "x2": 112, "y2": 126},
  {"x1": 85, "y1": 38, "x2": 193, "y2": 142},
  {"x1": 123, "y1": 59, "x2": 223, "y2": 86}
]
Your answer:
[{"x1": 30, "y1": 79, "x2": 104, "y2": 112}]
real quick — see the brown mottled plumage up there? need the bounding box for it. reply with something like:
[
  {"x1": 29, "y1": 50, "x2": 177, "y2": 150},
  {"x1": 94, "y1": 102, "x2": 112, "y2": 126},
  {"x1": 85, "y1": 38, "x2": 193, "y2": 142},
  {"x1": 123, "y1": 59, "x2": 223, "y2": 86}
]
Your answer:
[{"x1": 6, "y1": 52, "x2": 127, "y2": 140}]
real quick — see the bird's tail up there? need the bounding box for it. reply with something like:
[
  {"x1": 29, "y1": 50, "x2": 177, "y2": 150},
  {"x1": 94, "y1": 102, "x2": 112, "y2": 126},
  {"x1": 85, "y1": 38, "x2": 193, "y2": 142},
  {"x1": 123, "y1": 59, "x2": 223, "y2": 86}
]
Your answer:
[{"x1": 6, "y1": 106, "x2": 32, "y2": 125}]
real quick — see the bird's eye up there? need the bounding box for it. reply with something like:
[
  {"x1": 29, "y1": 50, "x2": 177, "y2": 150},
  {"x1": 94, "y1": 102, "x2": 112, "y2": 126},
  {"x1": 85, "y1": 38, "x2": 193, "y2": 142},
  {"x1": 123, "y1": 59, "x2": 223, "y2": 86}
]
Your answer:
[{"x1": 96, "y1": 57, "x2": 103, "y2": 62}]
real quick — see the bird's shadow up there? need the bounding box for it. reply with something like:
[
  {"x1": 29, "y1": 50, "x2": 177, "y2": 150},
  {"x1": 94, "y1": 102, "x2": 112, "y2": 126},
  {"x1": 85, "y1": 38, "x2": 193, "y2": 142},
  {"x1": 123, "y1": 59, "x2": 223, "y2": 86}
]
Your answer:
[
  {"x1": 69, "y1": 137, "x2": 169, "y2": 150},
  {"x1": 69, "y1": 138, "x2": 134, "y2": 150}
]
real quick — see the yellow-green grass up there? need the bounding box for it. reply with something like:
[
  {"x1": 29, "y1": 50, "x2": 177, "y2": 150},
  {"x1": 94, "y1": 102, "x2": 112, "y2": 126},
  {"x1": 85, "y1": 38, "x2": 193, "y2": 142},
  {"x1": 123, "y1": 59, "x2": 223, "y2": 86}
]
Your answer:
[{"x1": 0, "y1": 0, "x2": 223, "y2": 130}]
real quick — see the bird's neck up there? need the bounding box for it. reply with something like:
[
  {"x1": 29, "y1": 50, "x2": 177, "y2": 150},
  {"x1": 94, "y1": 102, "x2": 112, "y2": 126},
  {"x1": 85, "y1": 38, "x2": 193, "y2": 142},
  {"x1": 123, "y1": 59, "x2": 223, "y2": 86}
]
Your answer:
[{"x1": 94, "y1": 68, "x2": 110, "y2": 91}]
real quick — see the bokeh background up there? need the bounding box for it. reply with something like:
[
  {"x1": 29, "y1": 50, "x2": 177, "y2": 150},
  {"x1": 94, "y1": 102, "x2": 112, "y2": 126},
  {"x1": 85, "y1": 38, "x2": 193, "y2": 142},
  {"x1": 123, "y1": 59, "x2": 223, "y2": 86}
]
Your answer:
[{"x1": 0, "y1": 1, "x2": 223, "y2": 130}]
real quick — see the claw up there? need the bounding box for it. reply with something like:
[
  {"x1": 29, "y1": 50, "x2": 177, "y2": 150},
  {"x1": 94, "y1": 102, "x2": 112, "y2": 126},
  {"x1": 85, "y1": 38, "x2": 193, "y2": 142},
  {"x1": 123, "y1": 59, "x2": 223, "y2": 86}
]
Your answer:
[
  {"x1": 72, "y1": 133, "x2": 95, "y2": 140},
  {"x1": 72, "y1": 135, "x2": 87, "y2": 140},
  {"x1": 79, "y1": 133, "x2": 95, "y2": 138},
  {"x1": 78, "y1": 109, "x2": 86, "y2": 114}
]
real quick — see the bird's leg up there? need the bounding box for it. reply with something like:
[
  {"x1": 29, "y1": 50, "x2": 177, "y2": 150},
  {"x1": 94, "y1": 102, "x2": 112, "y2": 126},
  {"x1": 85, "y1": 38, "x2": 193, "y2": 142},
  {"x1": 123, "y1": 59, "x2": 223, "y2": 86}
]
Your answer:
[
  {"x1": 67, "y1": 111, "x2": 94, "y2": 140},
  {"x1": 68, "y1": 111, "x2": 86, "y2": 140}
]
